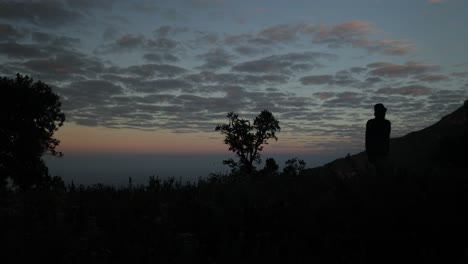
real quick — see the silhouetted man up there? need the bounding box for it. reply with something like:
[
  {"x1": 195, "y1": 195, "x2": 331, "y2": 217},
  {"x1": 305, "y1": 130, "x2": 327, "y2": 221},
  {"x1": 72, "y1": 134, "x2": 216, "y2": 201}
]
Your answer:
[{"x1": 366, "y1": 103, "x2": 391, "y2": 168}]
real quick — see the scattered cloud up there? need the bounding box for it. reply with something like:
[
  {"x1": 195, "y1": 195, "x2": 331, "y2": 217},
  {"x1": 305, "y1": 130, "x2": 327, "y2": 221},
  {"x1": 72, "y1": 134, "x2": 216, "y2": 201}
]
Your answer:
[
  {"x1": 18, "y1": 51, "x2": 107, "y2": 81},
  {"x1": 185, "y1": 71, "x2": 288, "y2": 87},
  {"x1": 154, "y1": 25, "x2": 189, "y2": 38},
  {"x1": 0, "y1": 23, "x2": 25, "y2": 41},
  {"x1": 314, "y1": 92, "x2": 335, "y2": 100},
  {"x1": 417, "y1": 74, "x2": 449, "y2": 82},
  {"x1": 376, "y1": 85, "x2": 432, "y2": 96},
  {"x1": 314, "y1": 21, "x2": 374, "y2": 48},
  {"x1": 31, "y1": 31, "x2": 80, "y2": 47},
  {"x1": 451, "y1": 71, "x2": 468, "y2": 77},
  {"x1": 322, "y1": 92, "x2": 366, "y2": 108},
  {"x1": 428, "y1": 0, "x2": 445, "y2": 4},
  {"x1": 300, "y1": 75, "x2": 334, "y2": 85},
  {"x1": 224, "y1": 21, "x2": 414, "y2": 56},
  {"x1": 380, "y1": 43, "x2": 415, "y2": 56},
  {"x1": 196, "y1": 49, "x2": 235, "y2": 70},
  {"x1": 258, "y1": 23, "x2": 310, "y2": 43},
  {"x1": 115, "y1": 34, "x2": 146, "y2": 49},
  {"x1": 0, "y1": 1, "x2": 82, "y2": 27},
  {"x1": 119, "y1": 64, "x2": 187, "y2": 78},
  {"x1": 0, "y1": 42, "x2": 48, "y2": 59},
  {"x1": 143, "y1": 53, "x2": 179, "y2": 63},
  {"x1": 96, "y1": 34, "x2": 179, "y2": 54},
  {"x1": 0, "y1": 9, "x2": 463, "y2": 144},
  {"x1": 232, "y1": 51, "x2": 335, "y2": 74},
  {"x1": 233, "y1": 45, "x2": 266, "y2": 56},
  {"x1": 368, "y1": 61, "x2": 440, "y2": 77}
]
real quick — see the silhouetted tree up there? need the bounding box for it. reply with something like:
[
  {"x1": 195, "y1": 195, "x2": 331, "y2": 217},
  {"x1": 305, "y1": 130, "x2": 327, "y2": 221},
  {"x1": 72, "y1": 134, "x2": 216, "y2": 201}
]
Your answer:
[
  {"x1": 259, "y1": 158, "x2": 279, "y2": 177},
  {"x1": 215, "y1": 110, "x2": 280, "y2": 173},
  {"x1": 0, "y1": 74, "x2": 65, "y2": 189},
  {"x1": 282, "y1": 157, "x2": 306, "y2": 177}
]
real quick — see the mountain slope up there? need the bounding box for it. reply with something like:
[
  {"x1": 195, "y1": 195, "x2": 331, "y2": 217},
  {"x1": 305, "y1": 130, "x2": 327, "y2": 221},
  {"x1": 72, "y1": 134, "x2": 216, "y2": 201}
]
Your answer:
[{"x1": 311, "y1": 100, "x2": 468, "y2": 177}]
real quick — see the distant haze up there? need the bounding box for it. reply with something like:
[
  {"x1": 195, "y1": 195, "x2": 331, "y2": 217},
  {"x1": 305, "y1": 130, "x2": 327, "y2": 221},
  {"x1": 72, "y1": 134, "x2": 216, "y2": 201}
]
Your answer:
[{"x1": 45, "y1": 152, "x2": 344, "y2": 186}]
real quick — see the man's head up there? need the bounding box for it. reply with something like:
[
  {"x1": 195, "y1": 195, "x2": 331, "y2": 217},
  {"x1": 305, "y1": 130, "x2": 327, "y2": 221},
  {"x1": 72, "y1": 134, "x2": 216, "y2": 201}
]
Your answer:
[{"x1": 374, "y1": 103, "x2": 387, "y2": 119}]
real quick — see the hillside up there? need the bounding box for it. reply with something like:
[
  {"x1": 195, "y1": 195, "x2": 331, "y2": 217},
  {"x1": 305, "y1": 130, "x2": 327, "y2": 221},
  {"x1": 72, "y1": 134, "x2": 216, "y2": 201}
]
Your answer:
[{"x1": 314, "y1": 100, "x2": 468, "y2": 177}]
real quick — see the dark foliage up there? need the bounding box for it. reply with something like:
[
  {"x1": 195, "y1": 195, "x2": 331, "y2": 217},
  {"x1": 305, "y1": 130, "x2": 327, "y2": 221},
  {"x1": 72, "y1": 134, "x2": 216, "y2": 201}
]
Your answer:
[
  {"x1": 259, "y1": 158, "x2": 280, "y2": 178},
  {"x1": 215, "y1": 110, "x2": 280, "y2": 173},
  {"x1": 2, "y1": 166, "x2": 468, "y2": 263},
  {"x1": 282, "y1": 157, "x2": 306, "y2": 177},
  {"x1": 0, "y1": 74, "x2": 65, "y2": 189}
]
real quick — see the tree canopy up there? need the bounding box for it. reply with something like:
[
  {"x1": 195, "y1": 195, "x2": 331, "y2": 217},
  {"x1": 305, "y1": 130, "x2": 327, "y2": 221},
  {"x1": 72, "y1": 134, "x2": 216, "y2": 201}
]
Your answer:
[
  {"x1": 0, "y1": 74, "x2": 65, "y2": 189},
  {"x1": 215, "y1": 110, "x2": 280, "y2": 173}
]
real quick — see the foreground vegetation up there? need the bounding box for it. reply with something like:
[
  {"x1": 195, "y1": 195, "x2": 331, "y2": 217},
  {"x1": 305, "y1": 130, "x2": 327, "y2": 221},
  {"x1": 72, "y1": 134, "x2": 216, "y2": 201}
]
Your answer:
[{"x1": 2, "y1": 163, "x2": 468, "y2": 264}]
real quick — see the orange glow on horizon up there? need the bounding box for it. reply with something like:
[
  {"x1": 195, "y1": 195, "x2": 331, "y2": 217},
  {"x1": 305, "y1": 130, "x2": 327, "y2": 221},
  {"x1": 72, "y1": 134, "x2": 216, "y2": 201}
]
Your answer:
[
  {"x1": 55, "y1": 123, "x2": 228, "y2": 154},
  {"x1": 54, "y1": 123, "x2": 325, "y2": 155}
]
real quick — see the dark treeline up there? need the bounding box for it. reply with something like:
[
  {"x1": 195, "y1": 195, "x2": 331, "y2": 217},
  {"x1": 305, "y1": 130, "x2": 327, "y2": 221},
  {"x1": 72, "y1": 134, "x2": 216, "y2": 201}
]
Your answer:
[{"x1": 2, "y1": 165, "x2": 468, "y2": 264}]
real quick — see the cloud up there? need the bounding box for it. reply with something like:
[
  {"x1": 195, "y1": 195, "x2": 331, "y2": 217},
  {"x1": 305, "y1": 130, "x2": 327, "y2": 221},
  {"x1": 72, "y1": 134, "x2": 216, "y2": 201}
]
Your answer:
[
  {"x1": 185, "y1": 71, "x2": 288, "y2": 87},
  {"x1": 451, "y1": 71, "x2": 468, "y2": 77},
  {"x1": 364, "y1": 77, "x2": 383, "y2": 85},
  {"x1": 31, "y1": 31, "x2": 80, "y2": 47},
  {"x1": 132, "y1": 1, "x2": 160, "y2": 14},
  {"x1": 192, "y1": 0, "x2": 225, "y2": 6},
  {"x1": 258, "y1": 23, "x2": 308, "y2": 43},
  {"x1": 233, "y1": 45, "x2": 265, "y2": 56},
  {"x1": 135, "y1": 79, "x2": 192, "y2": 93},
  {"x1": 97, "y1": 34, "x2": 179, "y2": 54},
  {"x1": 0, "y1": 1, "x2": 82, "y2": 27},
  {"x1": 20, "y1": 51, "x2": 106, "y2": 81},
  {"x1": 189, "y1": 30, "x2": 221, "y2": 48},
  {"x1": 102, "y1": 27, "x2": 121, "y2": 41},
  {"x1": 321, "y1": 92, "x2": 366, "y2": 108},
  {"x1": 115, "y1": 34, "x2": 146, "y2": 49},
  {"x1": 59, "y1": 80, "x2": 124, "y2": 111},
  {"x1": 428, "y1": 89, "x2": 466, "y2": 104},
  {"x1": 350, "y1": 67, "x2": 367, "y2": 74},
  {"x1": 314, "y1": 92, "x2": 335, "y2": 100},
  {"x1": 314, "y1": 21, "x2": 415, "y2": 55},
  {"x1": 376, "y1": 85, "x2": 432, "y2": 96},
  {"x1": 417, "y1": 74, "x2": 449, "y2": 82},
  {"x1": 300, "y1": 75, "x2": 334, "y2": 85},
  {"x1": 63, "y1": 80, "x2": 123, "y2": 99},
  {"x1": 0, "y1": 42, "x2": 48, "y2": 59},
  {"x1": 224, "y1": 21, "x2": 415, "y2": 56},
  {"x1": 147, "y1": 37, "x2": 179, "y2": 50},
  {"x1": 196, "y1": 48, "x2": 235, "y2": 70},
  {"x1": 379, "y1": 43, "x2": 415, "y2": 56},
  {"x1": 315, "y1": 21, "x2": 374, "y2": 47},
  {"x1": 119, "y1": 64, "x2": 187, "y2": 78},
  {"x1": 154, "y1": 25, "x2": 189, "y2": 38},
  {"x1": 66, "y1": 0, "x2": 115, "y2": 10},
  {"x1": 224, "y1": 33, "x2": 252, "y2": 45},
  {"x1": 232, "y1": 51, "x2": 335, "y2": 74},
  {"x1": 368, "y1": 61, "x2": 440, "y2": 77},
  {"x1": 0, "y1": 23, "x2": 25, "y2": 41},
  {"x1": 56, "y1": 75, "x2": 321, "y2": 131},
  {"x1": 232, "y1": 58, "x2": 289, "y2": 73},
  {"x1": 143, "y1": 53, "x2": 179, "y2": 63},
  {"x1": 300, "y1": 69, "x2": 363, "y2": 87},
  {"x1": 101, "y1": 74, "x2": 192, "y2": 93}
]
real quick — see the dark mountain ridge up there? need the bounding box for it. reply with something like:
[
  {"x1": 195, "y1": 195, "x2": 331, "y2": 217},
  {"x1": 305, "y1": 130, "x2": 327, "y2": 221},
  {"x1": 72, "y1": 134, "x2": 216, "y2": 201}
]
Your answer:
[{"x1": 312, "y1": 100, "x2": 468, "y2": 177}]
